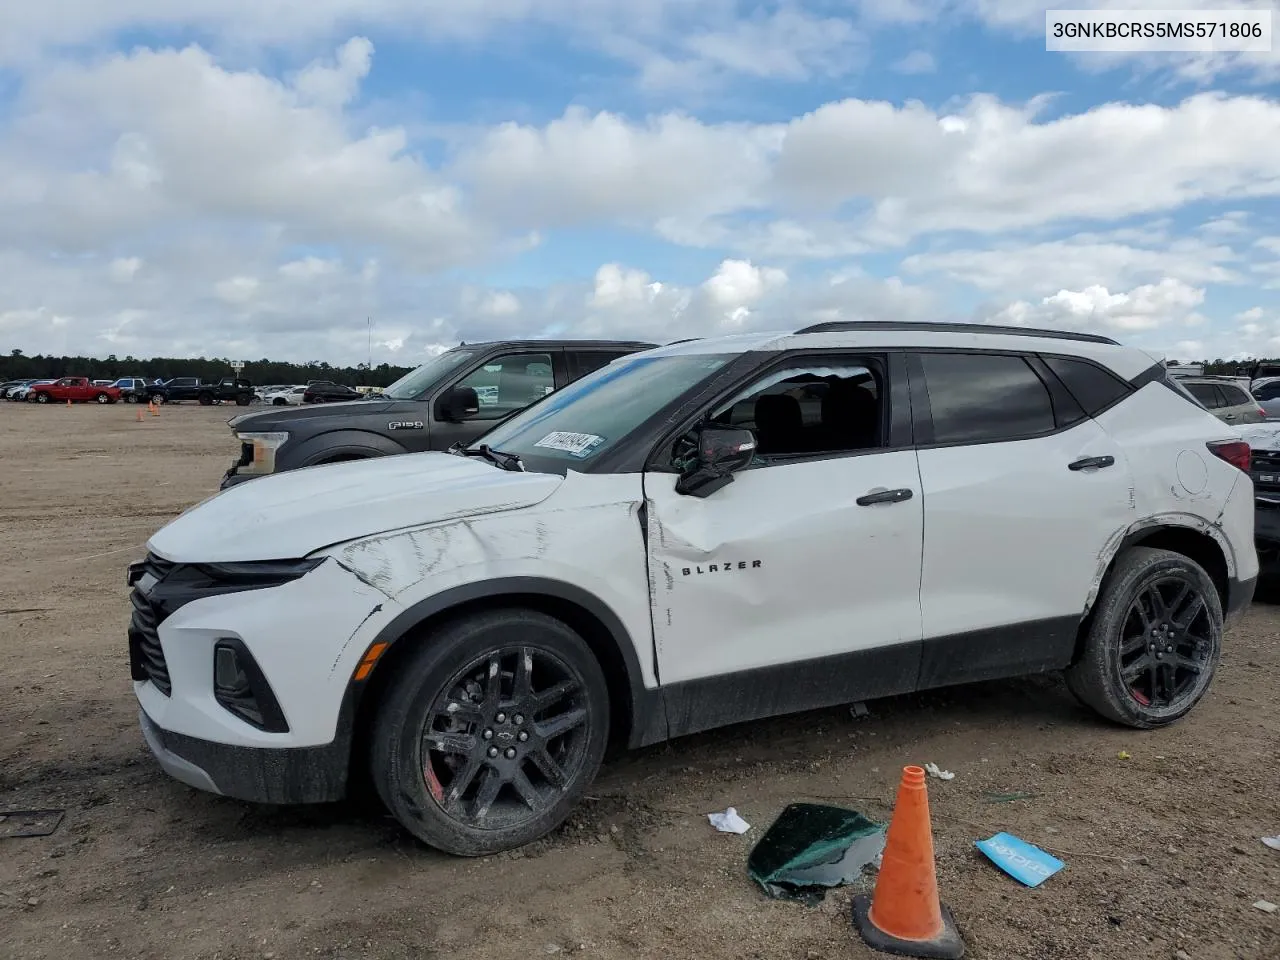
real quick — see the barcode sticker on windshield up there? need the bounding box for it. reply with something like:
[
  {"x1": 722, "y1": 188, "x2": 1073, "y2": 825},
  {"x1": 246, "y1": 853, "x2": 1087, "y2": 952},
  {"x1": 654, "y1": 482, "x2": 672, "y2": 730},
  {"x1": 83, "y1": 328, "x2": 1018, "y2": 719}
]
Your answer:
[{"x1": 534, "y1": 431, "x2": 605, "y2": 457}]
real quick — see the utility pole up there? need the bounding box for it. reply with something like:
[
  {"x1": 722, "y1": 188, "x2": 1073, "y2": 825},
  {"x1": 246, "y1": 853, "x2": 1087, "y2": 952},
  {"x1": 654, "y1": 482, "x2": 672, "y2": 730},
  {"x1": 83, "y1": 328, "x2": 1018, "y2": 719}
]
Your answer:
[{"x1": 366, "y1": 316, "x2": 372, "y2": 382}]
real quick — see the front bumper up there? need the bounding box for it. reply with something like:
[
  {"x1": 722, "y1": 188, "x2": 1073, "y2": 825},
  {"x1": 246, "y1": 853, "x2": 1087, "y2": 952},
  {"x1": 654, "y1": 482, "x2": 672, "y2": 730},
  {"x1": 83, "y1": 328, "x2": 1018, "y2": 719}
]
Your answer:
[
  {"x1": 219, "y1": 465, "x2": 256, "y2": 489},
  {"x1": 130, "y1": 555, "x2": 404, "y2": 802},
  {"x1": 140, "y1": 708, "x2": 350, "y2": 804}
]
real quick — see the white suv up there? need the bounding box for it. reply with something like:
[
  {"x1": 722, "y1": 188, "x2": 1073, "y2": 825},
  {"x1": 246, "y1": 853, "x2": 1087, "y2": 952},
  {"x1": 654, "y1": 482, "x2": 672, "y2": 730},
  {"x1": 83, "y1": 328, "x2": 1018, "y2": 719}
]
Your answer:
[{"x1": 128, "y1": 322, "x2": 1257, "y2": 856}]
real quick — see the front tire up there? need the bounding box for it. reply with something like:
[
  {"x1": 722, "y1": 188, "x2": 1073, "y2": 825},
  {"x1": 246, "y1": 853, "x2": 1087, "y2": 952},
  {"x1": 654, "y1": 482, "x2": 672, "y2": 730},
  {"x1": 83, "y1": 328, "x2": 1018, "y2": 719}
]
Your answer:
[
  {"x1": 273, "y1": 397, "x2": 287, "y2": 406},
  {"x1": 95, "y1": 392, "x2": 110, "y2": 404},
  {"x1": 150, "y1": 394, "x2": 165, "y2": 405},
  {"x1": 370, "y1": 609, "x2": 609, "y2": 857},
  {"x1": 34, "y1": 392, "x2": 50, "y2": 404},
  {"x1": 1066, "y1": 546, "x2": 1222, "y2": 729}
]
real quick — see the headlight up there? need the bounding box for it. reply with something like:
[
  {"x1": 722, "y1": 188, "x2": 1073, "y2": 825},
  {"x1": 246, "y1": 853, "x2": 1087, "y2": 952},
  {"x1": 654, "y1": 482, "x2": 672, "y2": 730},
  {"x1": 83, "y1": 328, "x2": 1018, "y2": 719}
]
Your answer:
[{"x1": 236, "y1": 431, "x2": 289, "y2": 475}]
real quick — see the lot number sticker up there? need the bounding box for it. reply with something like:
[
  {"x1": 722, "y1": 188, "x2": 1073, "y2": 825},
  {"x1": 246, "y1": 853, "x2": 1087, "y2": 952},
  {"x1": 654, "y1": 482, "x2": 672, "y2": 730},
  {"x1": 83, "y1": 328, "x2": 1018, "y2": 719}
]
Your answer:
[{"x1": 534, "y1": 431, "x2": 605, "y2": 457}]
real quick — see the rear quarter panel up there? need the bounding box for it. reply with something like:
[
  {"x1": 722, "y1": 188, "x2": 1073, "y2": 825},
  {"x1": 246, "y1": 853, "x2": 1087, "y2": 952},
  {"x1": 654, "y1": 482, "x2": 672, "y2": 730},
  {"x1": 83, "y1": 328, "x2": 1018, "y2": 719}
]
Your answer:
[{"x1": 1094, "y1": 380, "x2": 1254, "y2": 581}]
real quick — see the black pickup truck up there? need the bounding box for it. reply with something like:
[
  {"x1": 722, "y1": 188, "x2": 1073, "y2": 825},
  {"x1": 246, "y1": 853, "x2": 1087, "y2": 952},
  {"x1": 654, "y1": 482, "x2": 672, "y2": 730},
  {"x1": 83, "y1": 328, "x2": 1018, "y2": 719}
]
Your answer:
[
  {"x1": 151, "y1": 377, "x2": 255, "y2": 406},
  {"x1": 1251, "y1": 440, "x2": 1280, "y2": 575},
  {"x1": 220, "y1": 339, "x2": 655, "y2": 488}
]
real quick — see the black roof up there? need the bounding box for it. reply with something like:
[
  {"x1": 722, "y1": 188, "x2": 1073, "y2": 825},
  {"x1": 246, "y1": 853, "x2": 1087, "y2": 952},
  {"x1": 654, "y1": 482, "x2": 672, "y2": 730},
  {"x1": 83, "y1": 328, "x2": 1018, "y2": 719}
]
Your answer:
[{"x1": 793, "y1": 320, "x2": 1120, "y2": 346}]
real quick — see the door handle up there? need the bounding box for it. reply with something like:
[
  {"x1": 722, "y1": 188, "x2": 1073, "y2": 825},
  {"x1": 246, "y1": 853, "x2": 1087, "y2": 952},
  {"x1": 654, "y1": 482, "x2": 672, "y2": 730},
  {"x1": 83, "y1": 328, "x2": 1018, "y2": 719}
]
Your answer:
[
  {"x1": 1068, "y1": 455, "x2": 1116, "y2": 471},
  {"x1": 856, "y1": 488, "x2": 914, "y2": 506},
  {"x1": 1223, "y1": 413, "x2": 1237, "y2": 420}
]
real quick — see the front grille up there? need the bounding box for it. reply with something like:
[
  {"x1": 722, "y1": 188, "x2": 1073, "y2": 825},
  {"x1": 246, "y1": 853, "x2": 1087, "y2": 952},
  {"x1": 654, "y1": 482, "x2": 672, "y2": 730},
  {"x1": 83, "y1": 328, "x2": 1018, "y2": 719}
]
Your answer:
[
  {"x1": 144, "y1": 553, "x2": 176, "y2": 582},
  {"x1": 129, "y1": 554, "x2": 173, "y2": 696}
]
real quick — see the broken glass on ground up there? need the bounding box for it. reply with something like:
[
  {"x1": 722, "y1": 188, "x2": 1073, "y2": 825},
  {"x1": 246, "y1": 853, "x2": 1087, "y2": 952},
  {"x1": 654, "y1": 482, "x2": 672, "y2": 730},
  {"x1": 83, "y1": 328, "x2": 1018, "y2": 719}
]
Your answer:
[
  {"x1": 747, "y1": 803, "x2": 886, "y2": 906},
  {"x1": 0, "y1": 809, "x2": 65, "y2": 838}
]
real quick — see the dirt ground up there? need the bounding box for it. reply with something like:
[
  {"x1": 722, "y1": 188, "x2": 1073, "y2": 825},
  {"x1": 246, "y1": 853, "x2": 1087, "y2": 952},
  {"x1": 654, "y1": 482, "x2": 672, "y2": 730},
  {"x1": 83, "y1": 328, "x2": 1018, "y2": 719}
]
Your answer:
[{"x1": 1, "y1": 401, "x2": 1278, "y2": 960}]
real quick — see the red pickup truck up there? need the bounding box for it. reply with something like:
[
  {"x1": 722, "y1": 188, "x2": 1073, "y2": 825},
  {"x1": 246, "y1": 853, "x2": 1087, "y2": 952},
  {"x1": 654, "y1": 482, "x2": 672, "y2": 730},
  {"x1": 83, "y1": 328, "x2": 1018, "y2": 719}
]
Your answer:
[{"x1": 29, "y1": 377, "x2": 122, "y2": 404}]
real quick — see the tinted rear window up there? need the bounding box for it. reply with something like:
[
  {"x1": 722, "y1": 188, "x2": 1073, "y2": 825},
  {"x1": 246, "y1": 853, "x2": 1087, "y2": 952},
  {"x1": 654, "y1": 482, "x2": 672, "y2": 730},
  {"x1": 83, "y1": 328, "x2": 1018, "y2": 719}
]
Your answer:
[
  {"x1": 1042, "y1": 356, "x2": 1131, "y2": 416},
  {"x1": 920, "y1": 352, "x2": 1056, "y2": 444},
  {"x1": 1184, "y1": 383, "x2": 1222, "y2": 408},
  {"x1": 1220, "y1": 384, "x2": 1251, "y2": 405}
]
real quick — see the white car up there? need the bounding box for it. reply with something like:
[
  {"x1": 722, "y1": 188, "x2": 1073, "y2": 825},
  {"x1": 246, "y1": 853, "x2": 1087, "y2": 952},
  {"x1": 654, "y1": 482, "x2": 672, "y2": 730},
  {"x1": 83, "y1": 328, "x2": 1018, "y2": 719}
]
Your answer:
[
  {"x1": 128, "y1": 321, "x2": 1258, "y2": 856},
  {"x1": 264, "y1": 385, "x2": 307, "y2": 406}
]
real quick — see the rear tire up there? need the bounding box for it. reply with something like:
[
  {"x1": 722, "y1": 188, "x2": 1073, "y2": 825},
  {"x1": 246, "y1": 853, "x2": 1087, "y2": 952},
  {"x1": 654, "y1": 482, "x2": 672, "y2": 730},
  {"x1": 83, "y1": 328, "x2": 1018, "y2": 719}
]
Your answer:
[
  {"x1": 197, "y1": 393, "x2": 214, "y2": 406},
  {"x1": 150, "y1": 394, "x2": 165, "y2": 405},
  {"x1": 273, "y1": 397, "x2": 287, "y2": 406},
  {"x1": 235, "y1": 394, "x2": 250, "y2": 406},
  {"x1": 369, "y1": 609, "x2": 609, "y2": 857},
  {"x1": 1066, "y1": 547, "x2": 1222, "y2": 729},
  {"x1": 95, "y1": 393, "x2": 110, "y2": 404}
]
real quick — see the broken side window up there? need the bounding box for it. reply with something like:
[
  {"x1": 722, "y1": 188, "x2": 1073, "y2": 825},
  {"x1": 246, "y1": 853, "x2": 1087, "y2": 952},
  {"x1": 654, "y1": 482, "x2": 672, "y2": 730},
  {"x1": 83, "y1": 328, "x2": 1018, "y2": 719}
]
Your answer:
[{"x1": 702, "y1": 357, "x2": 887, "y2": 462}]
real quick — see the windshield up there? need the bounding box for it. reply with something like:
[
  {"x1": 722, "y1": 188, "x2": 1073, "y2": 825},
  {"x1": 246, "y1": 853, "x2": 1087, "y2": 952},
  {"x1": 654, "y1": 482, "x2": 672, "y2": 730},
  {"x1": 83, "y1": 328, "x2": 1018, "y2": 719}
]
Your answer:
[
  {"x1": 382, "y1": 349, "x2": 477, "y2": 400},
  {"x1": 471, "y1": 352, "x2": 733, "y2": 467}
]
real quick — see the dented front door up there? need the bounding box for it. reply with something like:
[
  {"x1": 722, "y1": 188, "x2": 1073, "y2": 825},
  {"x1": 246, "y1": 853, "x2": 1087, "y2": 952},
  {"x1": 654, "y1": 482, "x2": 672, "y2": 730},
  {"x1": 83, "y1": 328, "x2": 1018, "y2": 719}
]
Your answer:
[{"x1": 642, "y1": 451, "x2": 925, "y2": 686}]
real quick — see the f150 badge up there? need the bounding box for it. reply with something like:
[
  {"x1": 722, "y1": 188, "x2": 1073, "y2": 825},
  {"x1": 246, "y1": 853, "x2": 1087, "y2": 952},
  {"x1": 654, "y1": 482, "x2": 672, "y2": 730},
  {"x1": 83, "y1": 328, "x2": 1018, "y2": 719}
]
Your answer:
[{"x1": 388, "y1": 420, "x2": 424, "y2": 431}]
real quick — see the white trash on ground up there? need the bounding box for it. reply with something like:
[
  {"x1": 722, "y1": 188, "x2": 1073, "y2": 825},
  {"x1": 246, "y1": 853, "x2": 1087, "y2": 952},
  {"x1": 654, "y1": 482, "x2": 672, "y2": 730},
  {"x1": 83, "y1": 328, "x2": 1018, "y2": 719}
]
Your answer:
[
  {"x1": 924, "y1": 762, "x2": 955, "y2": 781},
  {"x1": 707, "y1": 807, "x2": 751, "y2": 834},
  {"x1": 1262, "y1": 836, "x2": 1280, "y2": 851}
]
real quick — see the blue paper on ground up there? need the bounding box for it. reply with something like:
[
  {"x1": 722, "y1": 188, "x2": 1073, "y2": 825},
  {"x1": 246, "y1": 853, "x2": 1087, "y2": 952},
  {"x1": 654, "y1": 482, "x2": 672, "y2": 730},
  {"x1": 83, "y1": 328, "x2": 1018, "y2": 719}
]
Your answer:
[{"x1": 975, "y1": 832, "x2": 1065, "y2": 887}]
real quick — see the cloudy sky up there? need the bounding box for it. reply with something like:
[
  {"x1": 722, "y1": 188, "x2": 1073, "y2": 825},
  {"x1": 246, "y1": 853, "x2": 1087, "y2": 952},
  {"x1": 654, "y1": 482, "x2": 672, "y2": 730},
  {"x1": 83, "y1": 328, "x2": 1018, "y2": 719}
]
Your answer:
[{"x1": 0, "y1": 1, "x2": 1277, "y2": 366}]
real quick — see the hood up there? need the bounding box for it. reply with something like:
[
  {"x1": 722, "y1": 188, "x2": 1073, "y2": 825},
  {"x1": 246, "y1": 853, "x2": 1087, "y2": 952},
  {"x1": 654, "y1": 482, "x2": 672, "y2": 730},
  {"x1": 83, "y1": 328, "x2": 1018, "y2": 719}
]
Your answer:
[
  {"x1": 148, "y1": 452, "x2": 563, "y2": 562},
  {"x1": 229, "y1": 398, "x2": 400, "y2": 429}
]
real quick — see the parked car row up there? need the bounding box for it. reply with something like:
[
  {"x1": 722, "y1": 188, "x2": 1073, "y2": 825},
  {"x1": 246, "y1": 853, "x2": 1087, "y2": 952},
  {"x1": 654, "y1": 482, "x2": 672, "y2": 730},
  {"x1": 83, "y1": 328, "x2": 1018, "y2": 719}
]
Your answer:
[
  {"x1": 1, "y1": 377, "x2": 124, "y2": 403},
  {"x1": 3, "y1": 374, "x2": 398, "y2": 407}
]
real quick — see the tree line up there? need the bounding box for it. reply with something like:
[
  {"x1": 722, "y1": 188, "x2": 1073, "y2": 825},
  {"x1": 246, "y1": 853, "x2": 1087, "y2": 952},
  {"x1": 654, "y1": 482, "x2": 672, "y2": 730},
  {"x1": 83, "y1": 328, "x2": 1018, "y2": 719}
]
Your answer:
[
  {"x1": 3, "y1": 348, "x2": 1274, "y2": 389},
  {"x1": 0, "y1": 350, "x2": 415, "y2": 388}
]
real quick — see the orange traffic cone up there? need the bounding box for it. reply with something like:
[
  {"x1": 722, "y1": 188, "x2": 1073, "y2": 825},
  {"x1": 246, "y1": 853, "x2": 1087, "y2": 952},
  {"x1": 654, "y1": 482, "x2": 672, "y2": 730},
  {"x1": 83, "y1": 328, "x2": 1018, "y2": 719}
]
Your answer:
[
  {"x1": 136, "y1": 408, "x2": 144, "y2": 422},
  {"x1": 852, "y1": 765, "x2": 965, "y2": 958},
  {"x1": 149, "y1": 400, "x2": 158, "y2": 417},
  {"x1": 66, "y1": 398, "x2": 72, "y2": 407}
]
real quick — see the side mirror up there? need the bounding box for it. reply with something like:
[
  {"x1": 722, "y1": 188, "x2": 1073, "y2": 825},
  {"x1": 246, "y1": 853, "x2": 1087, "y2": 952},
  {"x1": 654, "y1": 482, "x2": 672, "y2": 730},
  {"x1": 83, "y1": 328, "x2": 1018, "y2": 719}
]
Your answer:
[
  {"x1": 436, "y1": 385, "x2": 480, "y2": 422},
  {"x1": 674, "y1": 424, "x2": 757, "y2": 498}
]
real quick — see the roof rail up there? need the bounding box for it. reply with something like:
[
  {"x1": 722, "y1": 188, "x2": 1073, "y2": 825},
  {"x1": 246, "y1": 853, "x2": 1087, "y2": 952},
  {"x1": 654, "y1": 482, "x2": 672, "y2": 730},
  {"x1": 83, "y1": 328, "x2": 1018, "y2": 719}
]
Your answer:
[
  {"x1": 792, "y1": 320, "x2": 1121, "y2": 346},
  {"x1": 666, "y1": 338, "x2": 702, "y2": 345}
]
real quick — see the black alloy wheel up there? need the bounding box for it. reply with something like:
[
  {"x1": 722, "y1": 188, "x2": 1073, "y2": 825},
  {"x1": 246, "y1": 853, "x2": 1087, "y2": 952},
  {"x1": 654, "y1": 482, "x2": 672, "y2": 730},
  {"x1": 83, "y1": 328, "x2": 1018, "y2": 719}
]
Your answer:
[
  {"x1": 1066, "y1": 546, "x2": 1222, "y2": 728},
  {"x1": 371, "y1": 608, "x2": 609, "y2": 856},
  {"x1": 1117, "y1": 576, "x2": 1214, "y2": 710},
  {"x1": 421, "y1": 646, "x2": 591, "y2": 830}
]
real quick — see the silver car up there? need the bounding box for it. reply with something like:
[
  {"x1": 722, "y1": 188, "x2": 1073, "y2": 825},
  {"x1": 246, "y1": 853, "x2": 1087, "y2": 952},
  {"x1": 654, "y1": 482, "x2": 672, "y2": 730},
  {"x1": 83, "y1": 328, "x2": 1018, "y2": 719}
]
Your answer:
[
  {"x1": 1252, "y1": 378, "x2": 1280, "y2": 421},
  {"x1": 1180, "y1": 376, "x2": 1267, "y2": 425}
]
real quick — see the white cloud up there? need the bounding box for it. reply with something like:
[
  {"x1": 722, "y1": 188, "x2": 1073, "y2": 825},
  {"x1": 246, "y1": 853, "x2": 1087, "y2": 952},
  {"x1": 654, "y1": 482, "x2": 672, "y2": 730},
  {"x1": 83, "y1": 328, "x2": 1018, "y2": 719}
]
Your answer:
[
  {"x1": 904, "y1": 236, "x2": 1242, "y2": 294},
  {"x1": 293, "y1": 37, "x2": 374, "y2": 108},
  {"x1": 215, "y1": 276, "x2": 260, "y2": 304},
  {"x1": 279, "y1": 257, "x2": 339, "y2": 280},
  {"x1": 891, "y1": 50, "x2": 936, "y2": 74},
  {"x1": 0, "y1": 26, "x2": 1276, "y2": 368},
  {"x1": 589, "y1": 263, "x2": 663, "y2": 308},
  {"x1": 479, "y1": 291, "x2": 521, "y2": 316},
  {"x1": 456, "y1": 92, "x2": 1280, "y2": 249},
  {"x1": 988, "y1": 278, "x2": 1206, "y2": 334},
  {"x1": 703, "y1": 259, "x2": 788, "y2": 307},
  {"x1": 456, "y1": 106, "x2": 780, "y2": 229},
  {"x1": 633, "y1": 8, "x2": 866, "y2": 91},
  {"x1": 1, "y1": 40, "x2": 482, "y2": 265},
  {"x1": 109, "y1": 257, "x2": 143, "y2": 282}
]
